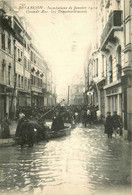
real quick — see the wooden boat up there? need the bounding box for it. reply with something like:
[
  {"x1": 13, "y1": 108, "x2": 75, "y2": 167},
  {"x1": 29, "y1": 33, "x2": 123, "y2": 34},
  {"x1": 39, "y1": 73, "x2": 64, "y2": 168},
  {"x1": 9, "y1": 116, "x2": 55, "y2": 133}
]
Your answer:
[{"x1": 45, "y1": 125, "x2": 72, "y2": 140}]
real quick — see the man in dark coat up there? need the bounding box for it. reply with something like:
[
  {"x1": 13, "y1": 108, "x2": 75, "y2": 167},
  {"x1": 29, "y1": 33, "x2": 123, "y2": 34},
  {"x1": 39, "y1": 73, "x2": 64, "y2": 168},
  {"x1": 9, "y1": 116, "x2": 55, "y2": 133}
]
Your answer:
[
  {"x1": 1, "y1": 113, "x2": 10, "y2": 138},
  {"x1": 15, "y1": 113, "x2": 25, "y2": 138},
  {"x1": 104, "y1": 112, "x2": 113, "y2": 138},
  {"x1": 112, "y1": 111, "x2": 122, "y2": 136},
  {"x1": 51, "y1": 112, "x2": 64, "y2": 131}
]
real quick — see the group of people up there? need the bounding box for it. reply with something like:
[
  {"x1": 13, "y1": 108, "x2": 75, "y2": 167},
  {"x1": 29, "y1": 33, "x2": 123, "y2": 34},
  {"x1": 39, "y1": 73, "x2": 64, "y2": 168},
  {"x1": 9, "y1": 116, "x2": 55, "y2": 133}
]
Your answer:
[
  {"x1": 15, "y1": 111, "x2": 48, "y2": 147},
  {"x1": 74, "y1": 105, "x2": 102, "y2": 126},
  {"x1": 0, "y1": 103, "x2": 123, "y2": 141},
  {"x1": 104, "y1": 111, "x2": 122, "y2": 138}
]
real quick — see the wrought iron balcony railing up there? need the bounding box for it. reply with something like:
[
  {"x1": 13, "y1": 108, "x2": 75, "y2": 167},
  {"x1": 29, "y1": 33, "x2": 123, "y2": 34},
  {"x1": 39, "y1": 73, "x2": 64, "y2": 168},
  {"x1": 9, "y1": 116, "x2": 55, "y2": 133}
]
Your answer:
[{"x1": 100, "y1": 10, "x2": 123, "y2": 49}]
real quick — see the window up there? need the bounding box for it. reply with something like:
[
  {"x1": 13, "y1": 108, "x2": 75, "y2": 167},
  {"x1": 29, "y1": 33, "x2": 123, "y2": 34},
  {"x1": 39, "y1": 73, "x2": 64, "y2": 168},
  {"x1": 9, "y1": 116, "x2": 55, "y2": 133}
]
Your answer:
[
  {"x1": 117, "y1": 46, "x2": 121, "y2": 65},
  {"x1": 21, "y1": 51, "x2": 23, "y2": 58},
  {"x1": 18, "y1": 75, "x2": 20, "y2": 87},
  {"x1": 28, "y1": 44, "x2": 30, "y2": 52},
  {"x1": 28, "y1": 79, "x2": 30, "y2": 90},
  {"x1": 16, "y1": 74, "x2": 18, "y2": 87},
  {"x1": 34, "y1": 54, "x2": 36, "y2": 64},
  {"x1": 8, "y1": 64, "x2": 11, "y2": 85},
  {"x1": 25, "y1": 78, "x2": 27, "y2": 89},
  {"x1": 1, "y1": 33, "x2": 5, "y2": 50},
  {"x1": 31, "y1": 75, "x2": 33, "y2": 85},
  {"x1": 8, "y1": 38, "x2": 11, "y2": 54},
  {"x1": 18, "y1": 49, "x2": 20, "y2": 59},
  {"x1": 24, "y1": 57, "x2": 27, "y2": 69},
  {"x1": 109, "y1": 55, "x2": 113, "y2": 83},
  {"x1": 33, "y1": 75, "x2": 35, "y2": 85},
  {"x1": 102, "y1": 55, "x2": 104, "y2": 76},
  {"x1": 28, "y1": 60, "x2": 30, "y2": 71},
  {"x1": 116, "y1": 46, "x2": 122, "y2": 79},
  {"x1": 2, "y1": 62, "x2": 5, "y2": 82},
  {"x1": 21, "y1": 76, "x2": 23, "y2": 88},
  {"x1": 96, "y1": 58, "x2": 98, "y2": 76},
  {"x1": 31, "y1": 51, "x2": 33, "y2": 62}
]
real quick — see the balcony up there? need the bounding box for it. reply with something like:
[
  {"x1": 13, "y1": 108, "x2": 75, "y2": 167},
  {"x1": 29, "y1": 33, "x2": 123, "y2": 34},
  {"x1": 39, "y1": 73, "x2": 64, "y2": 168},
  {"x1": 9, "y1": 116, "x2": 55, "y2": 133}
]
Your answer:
[
  {"x1": 100, "y1": 10, "x2": 123, "y2": 50},
  {"x1": 31, "y1": 85, "x2": 42, "y2": 93},
  {"x1": 14, "y1": 31, "x2": 26, "y2": 47},
  {"x1": 1, "y1": 15, "x2": 14, "y2": 34}
]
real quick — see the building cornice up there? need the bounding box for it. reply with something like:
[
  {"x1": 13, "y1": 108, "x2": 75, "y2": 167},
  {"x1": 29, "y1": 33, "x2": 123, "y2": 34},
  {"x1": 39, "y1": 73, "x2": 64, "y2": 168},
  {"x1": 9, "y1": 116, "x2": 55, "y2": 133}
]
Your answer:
[{"x1": 104, "y1": 80, "x2": 121, "y2": 90}]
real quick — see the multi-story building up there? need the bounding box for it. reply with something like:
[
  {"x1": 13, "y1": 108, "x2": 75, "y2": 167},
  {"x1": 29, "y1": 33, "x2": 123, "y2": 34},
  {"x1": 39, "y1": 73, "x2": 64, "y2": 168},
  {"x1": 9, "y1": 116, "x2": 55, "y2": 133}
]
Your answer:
[
  {"x1": 30, "y1": 43, "x2": 44, "y2": 107},
  {"x1": 122, "y1": 0, "x2": 132, "y2": 139},
  {"x1": 14, "y1": 15, "x2": 31, "y2": 109},
  {"x1": 69, "y1": 75, "x2": 85, "y2": 105},
  {"x1": 0, "y1": 1, "x2": 56, "y2": 120},
  {"x1": 85, "y1": 0, "x2": 132, "y2": 139},
  {"x1": 0, "y1": 6, "x2": 15, "y2": 119},
  {"x1": 69, "y1": 84, "x2": 85, "y2": 105},
  {"x1": 100, "y1": 0, "x2": 124, "y2": 118}
]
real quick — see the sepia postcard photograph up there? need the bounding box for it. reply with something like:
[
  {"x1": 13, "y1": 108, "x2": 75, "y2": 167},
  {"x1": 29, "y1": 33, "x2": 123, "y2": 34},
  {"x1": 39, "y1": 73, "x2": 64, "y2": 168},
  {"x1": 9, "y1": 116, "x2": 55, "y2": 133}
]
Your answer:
[{"x1": 0, "y1": 0, "x2": 131, "y2": 194}]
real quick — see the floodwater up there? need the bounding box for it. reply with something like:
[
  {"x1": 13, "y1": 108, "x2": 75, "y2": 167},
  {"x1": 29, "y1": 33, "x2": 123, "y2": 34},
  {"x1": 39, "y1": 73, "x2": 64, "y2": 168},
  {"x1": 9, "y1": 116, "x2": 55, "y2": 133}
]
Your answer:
[{"x1": 0, "y1": 124, "x2": 131, "y2": 195}]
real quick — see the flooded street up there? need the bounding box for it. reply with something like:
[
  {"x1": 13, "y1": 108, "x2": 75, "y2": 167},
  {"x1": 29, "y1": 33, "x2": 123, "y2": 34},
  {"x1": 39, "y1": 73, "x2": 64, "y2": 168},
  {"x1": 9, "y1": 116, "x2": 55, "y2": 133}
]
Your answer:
[{"x1": 0, "y1": 124, "x2": 131, "y2": 195}]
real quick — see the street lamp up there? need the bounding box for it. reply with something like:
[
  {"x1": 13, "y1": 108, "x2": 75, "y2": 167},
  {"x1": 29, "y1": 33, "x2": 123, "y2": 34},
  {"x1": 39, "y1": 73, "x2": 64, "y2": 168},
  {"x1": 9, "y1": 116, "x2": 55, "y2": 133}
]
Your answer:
[{"x1": 87, "y1": 91, "x2": 93, "y2": 106}]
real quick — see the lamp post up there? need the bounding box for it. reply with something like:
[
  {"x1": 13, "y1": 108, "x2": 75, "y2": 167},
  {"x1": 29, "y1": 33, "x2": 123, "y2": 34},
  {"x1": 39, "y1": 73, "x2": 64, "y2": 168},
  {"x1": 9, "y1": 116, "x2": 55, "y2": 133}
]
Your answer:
[{"x1": 87, "y1": 91, "x2": 93, "y2": 106}]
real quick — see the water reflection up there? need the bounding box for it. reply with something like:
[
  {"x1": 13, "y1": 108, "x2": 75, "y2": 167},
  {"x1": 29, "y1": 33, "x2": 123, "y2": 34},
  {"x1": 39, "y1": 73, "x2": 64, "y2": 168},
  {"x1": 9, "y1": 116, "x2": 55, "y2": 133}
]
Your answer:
[{"x1": 0, "y1": 125, "x2": 131, "y2": 195}]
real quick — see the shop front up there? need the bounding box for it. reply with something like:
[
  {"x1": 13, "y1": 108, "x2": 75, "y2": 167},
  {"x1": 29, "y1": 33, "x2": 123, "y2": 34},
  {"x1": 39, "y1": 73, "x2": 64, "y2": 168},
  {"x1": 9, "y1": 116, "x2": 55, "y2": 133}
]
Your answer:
[
  {"x1": 104, "y1": 84, "x2": 122, "y2": 117},
  {"x1": 0, "y1": 88, "x2": 6, "y2": 120},
  {"x1": 0, "y1": 85, "x2": 15, "y2": 119},
  {"x1": 31, "y1": 91, "x2": 44, "y2": 108},
  {"x1": 17, "y1": 90, "x2": 31, "y2": 107}
]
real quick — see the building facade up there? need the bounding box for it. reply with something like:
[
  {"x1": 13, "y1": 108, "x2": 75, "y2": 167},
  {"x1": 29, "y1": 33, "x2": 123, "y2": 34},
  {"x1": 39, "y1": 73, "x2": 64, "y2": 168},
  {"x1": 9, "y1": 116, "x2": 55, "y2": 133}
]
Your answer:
[
  {"x1": 0, "y1": 7, "x2": 15, "y2": 119},
  {"x1": 122, "y1": 0, "x2": 132, "y2": 139},
  {"x1": 0, "y1": 1, "x2": 56, "y2": 120},
  {"x1": 85, "y1": 0, "x2": 132, "y2": 139}
]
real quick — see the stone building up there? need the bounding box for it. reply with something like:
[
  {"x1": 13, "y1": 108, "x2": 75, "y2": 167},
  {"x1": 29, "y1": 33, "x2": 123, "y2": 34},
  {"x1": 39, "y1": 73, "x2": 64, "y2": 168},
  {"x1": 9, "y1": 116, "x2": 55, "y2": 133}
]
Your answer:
[
  {"x1": 69, "y1": 75, "x2": 85, "y2": 105},
  {"x1": 30, "y1": 43, "x2": 45, "y2": 107},
  {"x1": 0, "y1": 6, "x2": 15, "y2": 119},
  {"x1": 122, "y1": 0, "x2": 132, "y2": 139},
  {"x1": 85, "y1": 0, "x2": 132, "y2": 138},
  {"x1": 0, "y1": 1, "x2": 56, "y2": 120},
  {"x1": 14, "y1": 15, "x2": 31, "y2": 109}
]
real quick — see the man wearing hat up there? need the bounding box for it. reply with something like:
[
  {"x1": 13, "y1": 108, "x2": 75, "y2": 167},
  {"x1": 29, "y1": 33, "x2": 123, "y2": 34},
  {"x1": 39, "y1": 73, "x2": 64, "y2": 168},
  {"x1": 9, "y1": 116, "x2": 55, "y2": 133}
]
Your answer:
[
  {"x1": 112, "y1": 111, "x2": 122, "y2": 136},
  {"x1": 104, "y1": 112, "x2": 113, "y2": 138}
]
